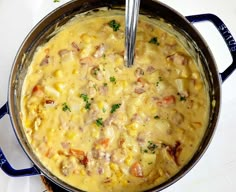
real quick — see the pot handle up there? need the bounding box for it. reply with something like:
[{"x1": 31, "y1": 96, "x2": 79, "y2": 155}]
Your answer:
[
  {"x1": 186, "y1": 14, "x2": 236, "y2": 82},
  {"x1": 0, "y1": 102, "x2": 40, "y2": 176}
]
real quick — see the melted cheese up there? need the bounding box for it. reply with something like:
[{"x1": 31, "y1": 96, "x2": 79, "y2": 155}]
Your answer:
[{"x1": 21, "y1": 10, "x2": 209, "y2": 192}]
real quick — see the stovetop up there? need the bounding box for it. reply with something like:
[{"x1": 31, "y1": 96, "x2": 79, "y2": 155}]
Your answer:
[{"x1": 1, "y1": 0, "x2": 236, "y2": 192}]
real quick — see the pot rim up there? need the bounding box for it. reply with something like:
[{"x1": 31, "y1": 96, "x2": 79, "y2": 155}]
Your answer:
[{"x1": 7, "y1": 0, "x2": 222, "y2": 191}]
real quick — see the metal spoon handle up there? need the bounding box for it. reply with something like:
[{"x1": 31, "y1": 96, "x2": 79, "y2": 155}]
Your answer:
[{"x1": 125, "y1": 0, "x2": 141, "y2": 67}]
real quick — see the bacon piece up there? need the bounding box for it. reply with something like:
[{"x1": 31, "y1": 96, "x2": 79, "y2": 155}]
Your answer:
[
  {"x1": 94, "y1": 43, "x2": 105, "y2": 58},
  {"x1": 134, "y1": 88, "x2": 145, "y2": 94},
  {"x1": 167, "y1": 141, "x2": 182, "y2": 166},
  {"x1": 80, "y1": 56, "x2": 94, "y2": 65},
  {"x1": 45, "y1": 99, "x2": 54, "y2": 104},
  {"x1": 135, "y1": 67, "x2": 144, "y2": 78},
  {"x1": 71, "y1": 41, "x2": 80, "y2": 52},
  {"x1": 97, "y1": 138, "x2": 110, "y2": 148},
  {"x1": 167, "y1": 53, "x2": 188, "y2": 65},
  {"x1": 146, "y1": 66, "x2": 156, "y2": 74},
  {"x1": 32, "y1": 85, "x2": 44, "y2": 97},
  {"x1": 69, "y1": 149, "x2": 88, "y2": 167},
  {"x1": 157, "y1": 95, "x2": 176, "y2": 107},
  {"x1": 40, "y1": 55, "x2": 50, "y2": 66},
  {"x1": 61, "y1": 142, "x2": 70, "y2": 149},
  {"x1": 130, "y1": 162, "x2": 143, "y2": 177},
  {"x1": 58, "y1": 49, "x2": 69, "y2": 57}
]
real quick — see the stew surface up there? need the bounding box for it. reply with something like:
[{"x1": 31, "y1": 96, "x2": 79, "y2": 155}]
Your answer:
[{"x1": 21, "y1": 10, "x2": 209, "y2": 192}]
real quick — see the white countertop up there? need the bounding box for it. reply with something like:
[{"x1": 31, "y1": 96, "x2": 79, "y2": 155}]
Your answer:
[{"x1": 0, "y1": 0, "x2": 236, "y2": 191}]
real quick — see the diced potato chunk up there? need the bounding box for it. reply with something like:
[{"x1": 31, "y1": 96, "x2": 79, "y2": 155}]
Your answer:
[{"x1": 140, "y1": 153, "x2": 156, "y2": 176}]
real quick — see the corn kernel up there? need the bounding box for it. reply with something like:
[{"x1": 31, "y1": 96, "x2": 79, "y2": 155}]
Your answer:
[
  {"x1": 158, "y1": 168, "x2": 164, "y2": 176},
  {"x1": 65, "y1": 131, "x2": 76, "y2": 140},
  {"x1": 91, "y1": 127, "x2": 99, "y2": 139},
  {"x1": 150, "y1": 108, "x2": 157, "y2": 115},
  {"x1": 80, "y1": 108, "x2": 86, "y2": 113},
  {"x1": 80, "y1": 169, "x2": 86, "y2": 176},
  {"x1": 125, "y1": 155, "x2": 132, "y2": 166},
  {"x1": 126, "y1": 122, "x2": 139, "y2": 130},
  {"x1": 80, "y1": 34, "x2": 95, "y2": 43},
  {"x1": 97, "y1": 101, "x2": 104, "y2": 110},
  {"x1": 120, "y1": 80, "x2": 128, "y2": 88},
  {"x1": 115, "y1": 170, "x2": 122, "y2": 177},
  {"x1": 25, "y1": 120, "x2": 32, "y2": 128},
  {"x1": 192, "y1": 72, "x2": 200, "y2": 79},
  {"x1": 115, "y1": 56, "x2": 123, "y2": 65},
  {"x1": 54, "y1": 82, "x2": 65, "y2": 92},
  {"x1": 128, "y1": 129, "x2": 137, "y2": 137},
  {"x1": 72, "y1": 69, "x2": 79, "y2": 74},
  {"x1": 194, "y1": 82, "x2": 202, "y2": 91},
  {"x1": 110, "y1": 163, "x2": 119, "y2": 171},
  {"x1": 51, "y1": 153, "x2": 60, "y2": 161},
  {"x1": 54, "y1": 70, "x2": 63, "y2": 78},
  {"x1": 121, "y1": 179, "x2": 128, "y2": 186}
]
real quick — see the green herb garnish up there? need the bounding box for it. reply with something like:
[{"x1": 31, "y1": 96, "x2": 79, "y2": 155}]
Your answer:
[
  {"x1": 85, "y1": 102, "x2": 91, "y2": 110},
  {"x1": 177, "y1": 93, "x2": 187, "y2": 101},
  {"x1": 103, "y1": 83, "x2": 108, "y2": 87},
  {"x1": 108, "y1": 20, "x2": 121, "y2": 31},
  {"x1": 154, "y1": 115, "x2": 160, "y2": 119},
  {"x1": 110, "y1": 103, "x2": 121, "y2": 113},
  {"x1": 147, "y1": 141, "x2": 158, "y2": 152},
  {"x1": 143, "y1": 149, "x2": 148, "y2": 153},
  {"x1": 80, "y1": 94, "x2": 91, "y2": 110},
  {"x1": 62, "y1": 103, "x2": 71, "y2": 112},
  {"x1": 80, "y1": 94, "x2": 89, "y2": 102},
  {"x1": 149, "y1": 37, "x2": 160, "y2": 45},
  {"x1": 180, "y1": 96, "x2": 186, "y2": 101},
  {"x1": 110, "y1": 76, "x2": 116, "y2": 84},
  {"x1": 156, "y1": 77, "x2": 163, "y2": 86},
  {"x1": 53, "y1": 0, "x2": 60, "y2": 2},
  {"x1": 95, "y1": 118, "x2": 103, "y2": 127},
  {"x1": 102, "y1": 108, "x2": 106, "y2": 113}
]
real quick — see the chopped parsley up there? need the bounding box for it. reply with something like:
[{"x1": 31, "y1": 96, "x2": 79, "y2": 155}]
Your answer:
[
  {"x1": 149, "y1": 37, "x2": 160, "y2": 45},
  {"x1": 62, "y1": 103, "x2": 71, "y2": 112},
  {"x1": 110, "y1": 103, "x2": 121, "y2": 113},
  {"x1": 93, "y1": 68, "x2": 100, "y2": 76},
  {"x1": 154, "y1": 115, "x2": 160, "y2": 119},
  {"x1": 141, "y1": 141, "x2": 158, "y2": 154},
  {"x1": 110, "y1": 76, "x2": 116, "y2": 84},
  {"x1": 180, "y1": 96, "x2": 187, "y2": 101},
  {"x1": 156, "y1": 76, "x2": 163, "y2": 86},
  {"x1": 95, "y1": 118, "x2": 103, "y2": 127},
  {"x1": 177, "y1": 93, "x2": 187, "y2": 101},
  {"x1": 53, "y1": 0, "x2": 60, "y2": 2},
  {"x1": 80, "y1": 93, "x2": 89, "y2": 102},
  {"x1": 85, "y1": 102, "x2": 91, "y2": 110},
  {"x1": 103, "y1": 83, "x2": 108, "y2": 87},
  {"x1": 80, "y1": 94, "x2": 91, "y2": 110},
  {"x1": 143, "y1": 149, "x2": 148, "y2": 153},
  {"x1": 147, "y1": 141, "x2": 158, "y2": 153},
  {"x1": 108, "y1": 20, "x2": 121, "y2": 31}
]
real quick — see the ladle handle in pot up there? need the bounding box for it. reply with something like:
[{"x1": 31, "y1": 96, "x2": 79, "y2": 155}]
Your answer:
[
  {"x1": 0, "y1": 102, "x2": 40, "y2": 176},
  {"x1": 186, "y1": 14, "x2": 236, "y2": 82}
]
